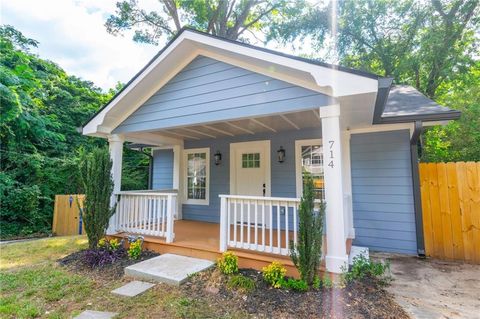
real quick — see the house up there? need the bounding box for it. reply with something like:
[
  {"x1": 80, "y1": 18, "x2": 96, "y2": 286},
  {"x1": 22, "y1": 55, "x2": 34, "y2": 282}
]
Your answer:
[{"x1": 82, "y1": 28, "x2": 460, "y2": 274}]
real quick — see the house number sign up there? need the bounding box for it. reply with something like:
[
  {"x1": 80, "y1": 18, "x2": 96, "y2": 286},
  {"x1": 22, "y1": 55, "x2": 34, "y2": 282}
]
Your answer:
[{"x1": 328, "y1": 140, "x2": 335, "y2": 168}]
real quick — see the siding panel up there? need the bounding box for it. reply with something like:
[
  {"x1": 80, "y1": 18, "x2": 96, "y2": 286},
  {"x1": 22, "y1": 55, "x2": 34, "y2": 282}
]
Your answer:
[
  {"x1": 351, "y1": 130, "x2": 417, "y2": 254},
  {"x1": 152, "y1": 149, "x2": 174, "y2": 189},
  {"x1": 114, "y1": 56, "x2": 331, "y2": 133}
]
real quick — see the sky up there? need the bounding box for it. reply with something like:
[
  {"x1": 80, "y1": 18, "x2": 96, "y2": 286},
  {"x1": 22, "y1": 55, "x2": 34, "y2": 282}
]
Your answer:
[{"x1": 1, "y1": 0, "x2": 315, "y2": 91}]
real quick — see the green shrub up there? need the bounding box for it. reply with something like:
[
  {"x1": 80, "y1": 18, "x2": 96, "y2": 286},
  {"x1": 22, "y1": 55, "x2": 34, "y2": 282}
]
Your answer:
[
  {"x1": 217, "y1": 251, "x2": 238, "y2": 275},
  {"x1": 281, "y1": 278, "x2": 308, "y2": 292},
  {"x1": 262, "y1": 261, "x2": 286, "y2": 288},
  {"x1": 127, "y1": 239, "x2": 142, "y2": 260},
  {"x1": 227, "y1": 274, "x2": 256, "y2": 292},
  {"x1": 79, "y1": 147, "x2": 115, "y2": 249},
  {"x1": 289, "y1": 173, "x2": 324, "y2": 285},
  {"x1": 98, "y1": 237, "x2": 122, "y2": 251},
  {"x1": 321, "y1": 275, "x2": 333, "y2": 288},
  {"x1": 342, "y1": 254, "x2": 390, "y2": 283}
]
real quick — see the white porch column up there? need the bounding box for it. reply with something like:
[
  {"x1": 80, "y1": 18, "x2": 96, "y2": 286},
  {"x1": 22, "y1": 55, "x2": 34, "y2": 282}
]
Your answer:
[
  {"x1": 107, "y1": 134, "x2": 124, "y2": 234},
  {"x1": 342, "y1": 131, "x2": 355, "y2": 239},
  {"x1": 320, "y1": 104, "x2": 349, "y2": 273},
  {"x1": 172, "y1": 145, "x2": 183, "y2": 219}
]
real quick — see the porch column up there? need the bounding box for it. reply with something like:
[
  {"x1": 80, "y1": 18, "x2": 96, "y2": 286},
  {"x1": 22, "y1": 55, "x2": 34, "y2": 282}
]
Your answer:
[
  {"x1": 173, "y1": 145, "x2": 183, "y2": 219},
  {"x1": 320, "y1": 104, "x2": 348, "y2": 273},
  {"x1": 107, "y1": 134, "x2": 124, "y2": 234}
]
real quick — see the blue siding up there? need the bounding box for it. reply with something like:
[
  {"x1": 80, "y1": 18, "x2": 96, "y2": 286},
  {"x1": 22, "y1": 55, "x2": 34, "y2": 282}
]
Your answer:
[
  {"x1": 113, "y1": 56, "x2": 332, "y2": 133},
  {"x1": 351, "y1": 130, "x2": 417, "y2": 254},
  {"x1": 152, "y1": 149, "x2": 173, "y2": 189},
  {"x1": 182, "y1": 128, "x2": 322, "y2": 223}
]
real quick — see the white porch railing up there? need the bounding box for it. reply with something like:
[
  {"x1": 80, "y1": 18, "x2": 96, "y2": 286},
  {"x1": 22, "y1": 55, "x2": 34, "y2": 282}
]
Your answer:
[
  {"x1": 114, "y1": 191, "x2": 176, "y2": 243},
  {"x1": 219, "y1": 195, "x2": 304, "y2": 256}
]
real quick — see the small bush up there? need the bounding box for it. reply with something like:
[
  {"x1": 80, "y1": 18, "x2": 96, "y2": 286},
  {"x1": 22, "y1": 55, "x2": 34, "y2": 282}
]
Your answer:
[
  {"x1": 227, "y1": 274, "x2": 256, "y2": 293},
  {"x1": 217, "y1": 251, "x2": 239, "y2": 275},
  {"x1": 82, "y1": 247, "x2": 125, "y2": 268},
  {"x1": 98, "y1": 237, "x2": 122, "y2": 251},
  {"x1": 312, "y1": 276, "x2": 321, "y2": 289},
  {"x1": 321, "y1": 275, "x2": 333, "y2": 288},
  {"x1": 128, "y1": 239, "x2": 142, "y2": 260},
  {"x1": 281, "y1": 278, "x2": 308, "y2": 292},
  {"x1": 262, "y1": 261, "x2": 286, "y2": 288},
  {"x1": 342, "y1": 254, "x2": 390, "y2": 283}
]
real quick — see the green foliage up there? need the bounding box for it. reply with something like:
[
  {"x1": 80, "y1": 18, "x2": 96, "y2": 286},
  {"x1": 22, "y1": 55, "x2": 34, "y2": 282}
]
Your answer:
[
  {"x1": 127, "y1": 239, "x2": 143, "y2": 260},
  {"x1": 342, "y1": 255, "x2": 390, "y2": 284},
  {"x1": 227, "y1": 274, "x2": 256, "y2": 293},
  {"x1": 106, "y1": 0, "x2": 305, "y2": 43},
  {"x1": 321, "y1": 275, "x2": 333, "y2": 289},
  {"x1": 289, "y1": 173, "x2": 324, "y2": 286},
  {"x1": 79, "y1": 147, "x2": 115, "y2": 249},
  {"x1": 262, "y1": 261, "x2": 286, "y2": 288},
  {"x1": 98, "y1": 237, "x2": 122, "y2": 251},
  {"x1": 280, "y1": 278, "x2": 308, "y2": 292},
  {"x1": 0, "y1": 26, "x2": 148, "y2": 239},
  {"x1": 217, "y1": 251, "x2": 239, "y2": 275}
]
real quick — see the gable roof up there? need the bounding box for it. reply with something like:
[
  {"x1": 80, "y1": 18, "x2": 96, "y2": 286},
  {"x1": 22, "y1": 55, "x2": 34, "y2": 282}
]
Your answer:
[{"x1": 82, "y1": 28, "x2": 460, "y2": 136}]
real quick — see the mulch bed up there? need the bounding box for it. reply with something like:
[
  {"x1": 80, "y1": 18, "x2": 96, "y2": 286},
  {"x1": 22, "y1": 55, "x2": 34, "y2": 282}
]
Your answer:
[
  {"x1": 183, "y1": 268, "x2": 409, "y2": 319},
  {"x1": 58, "y1": 249, "x2": 159, "y2": 279}
]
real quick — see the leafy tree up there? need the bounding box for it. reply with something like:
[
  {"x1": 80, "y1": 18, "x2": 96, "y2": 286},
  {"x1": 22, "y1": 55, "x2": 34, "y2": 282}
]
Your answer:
[
  {"x1": 0, "y1": 25, "x2": 148, "y2": 238},
  {"x1": 105, "y1": 0, "x2": 305, "y2": 43},
  {"x1": 78, "y1": 147, "x2": 115, "y2": 249},
  {"x1": 289, "y1": 173, "x2": 324, "y2": 286}
]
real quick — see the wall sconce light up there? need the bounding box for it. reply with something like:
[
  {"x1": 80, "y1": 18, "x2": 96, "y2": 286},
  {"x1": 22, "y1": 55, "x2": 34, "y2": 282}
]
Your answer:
[
  {"x1": 277, "y1": 146, "x2": 285, "y2": 163},
  {"x1": 214, "y1": 150, "x2": 222, "y2": 165}
]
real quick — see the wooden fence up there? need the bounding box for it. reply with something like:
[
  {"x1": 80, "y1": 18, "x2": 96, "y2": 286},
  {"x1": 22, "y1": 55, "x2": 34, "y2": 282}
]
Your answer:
[
  {"x1": 419, "y1": 162, "x2": 480, "y2": 263},
  {"x1": 52, "y1": 194, "x2": 85, "y2": 236}
]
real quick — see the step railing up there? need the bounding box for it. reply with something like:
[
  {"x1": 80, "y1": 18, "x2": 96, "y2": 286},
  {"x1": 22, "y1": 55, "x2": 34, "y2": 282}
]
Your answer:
[
  {"x1": 219, "y1": 195, "x2": 306, "y2": 256},
  {"x1": 114, "y1": 191, "x2": 176, "y2": 242}
]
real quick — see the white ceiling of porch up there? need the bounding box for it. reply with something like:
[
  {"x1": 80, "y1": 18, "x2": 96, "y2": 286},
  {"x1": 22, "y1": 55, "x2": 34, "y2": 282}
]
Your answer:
[{"x1": 150, "y1": 109, "x2": 322, "y2": 141}]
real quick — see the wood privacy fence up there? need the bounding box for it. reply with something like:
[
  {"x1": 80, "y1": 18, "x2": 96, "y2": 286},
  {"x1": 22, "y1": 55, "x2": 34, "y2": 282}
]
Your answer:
[
  {"x1": 52, "y1": 194, "x2": 85, "y2": 236},
  {"x1": 419, "y1": 162, "x2": 480, "y2": 264}
]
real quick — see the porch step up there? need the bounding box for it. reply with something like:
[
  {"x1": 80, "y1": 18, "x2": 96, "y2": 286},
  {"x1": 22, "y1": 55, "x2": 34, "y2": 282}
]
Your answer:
[{"x1": 124, "y1": 254, "x2": 214, "y2": 285}]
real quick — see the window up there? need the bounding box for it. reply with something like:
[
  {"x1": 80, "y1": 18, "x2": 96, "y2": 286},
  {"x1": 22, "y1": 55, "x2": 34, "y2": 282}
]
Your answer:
[
  {"x1": 184, "y1": 148, "x2": 209, "y2": 205},
  {"x1": 295, "y1": 139, "x2": 325, "y2": 200},
  {"x1": 242, "y1": 153, "x2": 260, "y2": 168}
]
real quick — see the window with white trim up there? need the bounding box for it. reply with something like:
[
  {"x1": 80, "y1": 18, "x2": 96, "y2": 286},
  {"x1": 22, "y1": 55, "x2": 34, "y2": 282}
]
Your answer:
[
  {"x1": 295, "y1": 140, "x2": 325, "y2": 200},
  {"x1": 184, "y1": 148, "x2": 209, "y2": 205}
]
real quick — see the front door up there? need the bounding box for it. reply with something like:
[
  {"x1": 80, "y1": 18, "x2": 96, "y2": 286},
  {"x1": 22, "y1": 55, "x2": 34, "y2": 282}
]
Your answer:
[{"x1": 230, "y1": 141, "x2": 271, "y2": 225}]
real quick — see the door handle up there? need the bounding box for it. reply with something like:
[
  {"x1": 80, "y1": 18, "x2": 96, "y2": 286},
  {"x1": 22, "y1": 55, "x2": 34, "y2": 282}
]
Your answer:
[{"x1": 263, "y1": 183, "x2": 266, "y2": 196}]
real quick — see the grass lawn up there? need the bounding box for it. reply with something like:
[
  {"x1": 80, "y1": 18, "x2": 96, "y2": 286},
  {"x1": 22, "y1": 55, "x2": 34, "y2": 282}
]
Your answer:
[{"x1": 0, "y1": 236, "x2": 246, "y2": 319}]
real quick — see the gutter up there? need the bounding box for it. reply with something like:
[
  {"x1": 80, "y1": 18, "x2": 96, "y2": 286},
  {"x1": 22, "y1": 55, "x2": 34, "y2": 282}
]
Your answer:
[{"x1": 410, "y1": 121, "x2": 426, "y2": 256}]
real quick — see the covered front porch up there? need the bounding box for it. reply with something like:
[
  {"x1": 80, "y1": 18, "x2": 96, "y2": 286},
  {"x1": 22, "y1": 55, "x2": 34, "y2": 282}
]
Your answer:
[{"x1": 107, "y1": 102, "x2": 356, "y2": 273}]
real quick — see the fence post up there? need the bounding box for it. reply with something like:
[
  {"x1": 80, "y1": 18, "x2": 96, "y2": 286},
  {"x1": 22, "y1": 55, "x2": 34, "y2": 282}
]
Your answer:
[
  {"x1": 166, "y1": 194, "x2": 175, "y2": 243},
  {"x1": 219, "y1": 196, "x2": 228, "y2": 252}
]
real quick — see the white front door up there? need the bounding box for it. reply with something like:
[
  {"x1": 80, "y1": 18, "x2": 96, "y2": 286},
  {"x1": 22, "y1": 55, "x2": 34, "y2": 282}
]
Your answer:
[{"x1": 230, "y1": 141, "x2": 271, "y2": 225}]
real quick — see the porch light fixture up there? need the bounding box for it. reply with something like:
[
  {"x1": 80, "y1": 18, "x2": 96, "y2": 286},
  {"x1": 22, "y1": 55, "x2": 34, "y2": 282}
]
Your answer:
[
  {"x1": 214, "y1": 150, "x2": 222, "y2": 165},
  {"x1": 277, "y1": 146, "x2": 286, "y2": 163}
]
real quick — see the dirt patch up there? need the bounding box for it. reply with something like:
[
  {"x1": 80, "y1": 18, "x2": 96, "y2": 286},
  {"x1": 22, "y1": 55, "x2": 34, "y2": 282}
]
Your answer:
[
  {"x1": 373, "y1": 252, "x2": 480, "y2": 319},
  {"x1": 58, "y1": 249, "x2": 159, "y2": 279},
  {"x1": 183, "y1": 268, "x2": 409, "y2": 319}
]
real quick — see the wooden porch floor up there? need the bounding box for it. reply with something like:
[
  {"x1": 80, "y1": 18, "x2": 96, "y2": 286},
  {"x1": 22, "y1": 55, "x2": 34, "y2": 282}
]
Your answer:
[{"x1": 113, "y1": 220, "x2": 351, "y2": 276}]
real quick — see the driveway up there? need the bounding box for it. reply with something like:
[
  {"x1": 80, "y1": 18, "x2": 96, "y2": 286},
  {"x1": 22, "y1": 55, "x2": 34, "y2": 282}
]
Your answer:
[{"x1": 372, "y1": 252, "x2": 480, "y2": 319}]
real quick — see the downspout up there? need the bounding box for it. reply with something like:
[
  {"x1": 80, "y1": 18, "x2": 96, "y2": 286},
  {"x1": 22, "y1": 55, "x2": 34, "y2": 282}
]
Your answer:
[{"x1": 410, "y1": 121, "x2": 425, "y2": 256}]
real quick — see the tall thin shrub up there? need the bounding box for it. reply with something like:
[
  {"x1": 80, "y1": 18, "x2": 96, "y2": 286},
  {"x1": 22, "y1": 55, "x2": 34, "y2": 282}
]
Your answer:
[
  {"x1": 79, "y1": 147, "x2": 115, "y2": 249},
  {"x1": 289, "y1": 173, "x2": 324, "y2": 285}
]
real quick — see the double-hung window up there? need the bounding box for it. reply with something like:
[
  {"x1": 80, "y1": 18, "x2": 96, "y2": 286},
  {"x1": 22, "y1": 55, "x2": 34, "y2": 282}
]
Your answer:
[{"x1": 184, "y1": 148, "x2": 209, "y2": 205}]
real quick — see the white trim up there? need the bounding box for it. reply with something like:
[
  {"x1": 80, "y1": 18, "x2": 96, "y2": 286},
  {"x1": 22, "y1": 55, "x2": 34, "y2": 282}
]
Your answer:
[
  {"x1": 180, "y1": 127, "x2": 216, "y2": 139},
  {"x1": 251, "y1": 118, "x2": 277, "y2": 132},
  {"x1": 295, "y1": 139, "x2": 323, "y2": 198},
  {"x1": 348, "y1": 122, "x2": 414, "y2": 135},
  {"x1": 226, "y1": 122, "x2": 255, "y2": 135},
  {"x1": 173, "y1": 145, "x2": 182, "y2": 219},
  {"x1": 280, "y1": 115, "x2": 300, "y2": 130},
  {"x1": 183, "y1": 147, "x2": 210, "y2": 205},
  {"x1": 341, "y1": 131, "x2": 354, "y2": 240},
  {"x1": 229, "y1": 140, "x2": 271, "y2": 197},
  {"x1": 202, "y1": 125, "x2": 234, "y2": 137}
]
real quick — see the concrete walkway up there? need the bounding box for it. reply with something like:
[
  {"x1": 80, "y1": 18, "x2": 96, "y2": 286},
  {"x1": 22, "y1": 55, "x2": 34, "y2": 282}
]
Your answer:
[
  {"x1": 373, "y1": 252, "x2": 480, "y2": 319},
  {"x1": 125, "y1": 253, "x2": 214, "y2": 285}
]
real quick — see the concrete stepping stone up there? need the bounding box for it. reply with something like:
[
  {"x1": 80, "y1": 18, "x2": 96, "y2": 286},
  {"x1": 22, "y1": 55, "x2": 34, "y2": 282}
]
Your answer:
[
  {"x1": 111, "y1": 280, "x2": 155, "y2": 297},
  {"x1": 125, "y1": 253, "x2": 214, "y2": 285},
  {"x1": 73, "y1": 310, "x2": 118, "y2": 319}
]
